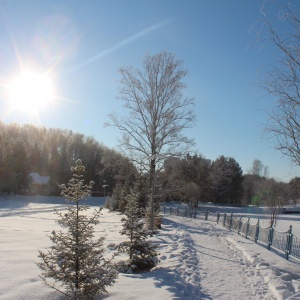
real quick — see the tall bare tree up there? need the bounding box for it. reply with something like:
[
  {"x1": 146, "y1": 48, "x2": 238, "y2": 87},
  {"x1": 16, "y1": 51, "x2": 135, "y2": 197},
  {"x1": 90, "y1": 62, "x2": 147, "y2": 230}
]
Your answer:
[
  {"x1": 106, "y1": 52, "x2": 196, "y2": 176},
  {"x1": 258, "y1": 179, "x2": 289, "y2": 226},
  {"x1": 259, "y1": 3, "x2": 300, "y2": 166},
  {"x1": 248, "y1": 159, "x2": 269, "y2": 178}
]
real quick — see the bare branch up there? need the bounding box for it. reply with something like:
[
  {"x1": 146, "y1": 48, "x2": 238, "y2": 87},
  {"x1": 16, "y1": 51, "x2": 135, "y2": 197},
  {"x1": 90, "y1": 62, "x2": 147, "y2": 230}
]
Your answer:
[{"x1": 107, "y1": 52, "x2": 196, "y2": 172}]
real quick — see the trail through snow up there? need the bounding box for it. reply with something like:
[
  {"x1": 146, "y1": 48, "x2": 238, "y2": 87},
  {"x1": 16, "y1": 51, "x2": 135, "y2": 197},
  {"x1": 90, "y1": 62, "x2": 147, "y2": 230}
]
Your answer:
[
  {"x1": 159, "y1": 215, "x2": 300, "y2": 300},
  {"x1": 162, "y1": 216, "x2": 271, "y2": 299}
]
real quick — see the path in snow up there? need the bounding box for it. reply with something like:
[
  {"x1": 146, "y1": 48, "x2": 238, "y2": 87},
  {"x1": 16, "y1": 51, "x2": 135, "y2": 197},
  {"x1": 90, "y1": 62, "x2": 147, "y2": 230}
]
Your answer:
[{"x1": 163, "y1": 215, "x2": 300, "y2": 300}]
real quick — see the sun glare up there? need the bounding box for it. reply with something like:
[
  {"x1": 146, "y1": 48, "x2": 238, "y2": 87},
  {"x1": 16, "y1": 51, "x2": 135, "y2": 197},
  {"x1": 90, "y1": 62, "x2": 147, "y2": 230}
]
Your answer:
[{"x1": 7, "y1": 70, "x2": 55, "y2": 113}]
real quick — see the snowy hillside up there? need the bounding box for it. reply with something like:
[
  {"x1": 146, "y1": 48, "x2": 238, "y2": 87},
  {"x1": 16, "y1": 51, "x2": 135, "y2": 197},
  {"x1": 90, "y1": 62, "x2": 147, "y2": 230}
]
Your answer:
[{"x1": 1, "y1": 195, "x2": 300, "y2": 299}]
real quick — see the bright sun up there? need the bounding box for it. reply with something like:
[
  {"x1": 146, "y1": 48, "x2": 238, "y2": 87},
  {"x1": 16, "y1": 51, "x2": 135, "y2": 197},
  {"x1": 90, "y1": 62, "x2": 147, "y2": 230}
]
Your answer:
[{"x1": 7, "y1": 70, "x2": 55, "y2": 113}]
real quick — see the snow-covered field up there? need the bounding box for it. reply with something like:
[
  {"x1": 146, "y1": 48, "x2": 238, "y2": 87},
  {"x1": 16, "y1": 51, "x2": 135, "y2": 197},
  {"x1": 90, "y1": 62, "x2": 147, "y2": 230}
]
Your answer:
[{"x1": 1, "y1": 195, "x2": 300, "y2": 299}]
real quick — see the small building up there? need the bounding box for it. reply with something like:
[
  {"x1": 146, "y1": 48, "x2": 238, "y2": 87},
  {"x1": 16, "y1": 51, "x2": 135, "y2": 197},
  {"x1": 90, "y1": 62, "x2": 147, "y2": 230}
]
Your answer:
[{"x1": 28, "y1": 173, "x2": 51, "y2": 195}]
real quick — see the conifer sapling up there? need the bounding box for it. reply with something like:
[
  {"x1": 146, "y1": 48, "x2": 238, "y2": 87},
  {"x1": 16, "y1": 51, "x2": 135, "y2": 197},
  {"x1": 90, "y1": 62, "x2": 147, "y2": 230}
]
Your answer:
[
  {"x1": 112, "y1": 190, "x2": 158, "y2": 273},
  {"x1": 37, "y1": 159, "x2": 118, "y2": 299}
]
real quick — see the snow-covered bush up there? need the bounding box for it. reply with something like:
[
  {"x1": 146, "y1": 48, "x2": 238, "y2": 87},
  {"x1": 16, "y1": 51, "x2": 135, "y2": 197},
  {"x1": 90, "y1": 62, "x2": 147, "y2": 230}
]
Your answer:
[
  {"x1": 111, "y1": 190, "x2": 159, "y2": 273},
  {"x1": 37, "y1": 159, "x2": 118, "y2": 299}
]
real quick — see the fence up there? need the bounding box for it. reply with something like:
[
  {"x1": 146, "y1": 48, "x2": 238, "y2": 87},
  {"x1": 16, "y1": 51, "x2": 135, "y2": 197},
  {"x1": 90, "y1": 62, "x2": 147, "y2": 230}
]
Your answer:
[{"x1": 162, "y1": 205, "x2": 300, "y2": 261}]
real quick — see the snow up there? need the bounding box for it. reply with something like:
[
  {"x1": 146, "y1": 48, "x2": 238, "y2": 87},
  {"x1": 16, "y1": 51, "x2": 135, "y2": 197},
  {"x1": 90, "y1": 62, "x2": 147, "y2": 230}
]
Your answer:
[{"x1": 1, "y1": 195, "x2": 300, "y2": 299}]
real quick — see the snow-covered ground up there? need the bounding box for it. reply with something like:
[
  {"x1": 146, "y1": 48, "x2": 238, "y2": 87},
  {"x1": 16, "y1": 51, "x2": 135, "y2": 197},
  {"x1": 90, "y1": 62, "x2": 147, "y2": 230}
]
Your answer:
[{"x1": 1, "y1": 195, "x2": 300, "y2": 299}]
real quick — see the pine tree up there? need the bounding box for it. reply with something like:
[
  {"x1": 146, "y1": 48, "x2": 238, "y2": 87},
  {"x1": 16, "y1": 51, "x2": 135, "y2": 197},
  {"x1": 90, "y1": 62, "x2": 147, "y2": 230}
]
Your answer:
[
  {"x1": 113, "y1": 190, "x2": 158, "y2": 273},
  {"x1": 111, "y1": 182, "x2": 131, "y2": 213},
  {"x1": 37, "y1": 159, "x2": 118, "y2": 299}
]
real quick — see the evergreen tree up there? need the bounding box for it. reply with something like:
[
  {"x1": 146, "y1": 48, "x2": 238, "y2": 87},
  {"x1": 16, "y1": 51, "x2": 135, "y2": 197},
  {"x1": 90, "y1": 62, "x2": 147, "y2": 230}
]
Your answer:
[
  {"x1": 112, "y1": 190, "x2": 158, "y2": 273},
  {"x1": 37, "y1": 159, "x2": 118, "y2": 299},
  {"x1": 111, "y1": 182, "x2": 129, "y2": 213},
  {"x1": 210, "y1": 156, "x2": 244, "y2": 205}
]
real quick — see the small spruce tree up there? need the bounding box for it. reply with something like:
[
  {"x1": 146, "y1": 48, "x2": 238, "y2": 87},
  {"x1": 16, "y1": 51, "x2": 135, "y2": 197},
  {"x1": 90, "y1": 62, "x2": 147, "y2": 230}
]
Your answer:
[
  {"x1": 113, "y1": 190, "x2": 158, "y2": 273},
  {"x1": 37, "y1": 159, "x2": 118, "y2": 299}
]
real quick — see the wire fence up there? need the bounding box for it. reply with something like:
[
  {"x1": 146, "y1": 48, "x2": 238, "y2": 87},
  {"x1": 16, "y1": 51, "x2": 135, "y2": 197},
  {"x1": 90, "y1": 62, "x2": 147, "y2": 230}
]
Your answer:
[{"x1": 162, "y1": 205, "x2": 300, "y2": 261}]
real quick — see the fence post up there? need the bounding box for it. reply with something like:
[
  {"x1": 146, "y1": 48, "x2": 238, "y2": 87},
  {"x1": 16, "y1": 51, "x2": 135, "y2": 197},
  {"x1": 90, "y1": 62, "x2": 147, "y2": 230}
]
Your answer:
[
  {"x1": 205, "y1": 210, "x2": 208, "y2": 221},
  {"x1": 170, "y1": 207, "x2": 172, "y2": 215},
  {"x1": 238, "y1": 217, "x2": 242, "y2": 234},
  {"x1": 268, "y1": 221, "x2": 274, "y2": 250},
  {"x1": 185, "y1": 207, "x2": 187, "y2": 217},
  {"x1": 223, "y1": 212, "x2": 227, "y2": 227},
  {"x1": 229, "y1": 212, "x2": 233, "y2": 230},
  {"x1": 245, "y1": 217, "x2": 250, "y2": 239},
  {"x1": 285, "y1": 225, "x2": 293, "y2": 260},
  {"x1": 177, "y1": 206, "x2": 179, "y2": 216},
  {"x1": 193, "y1": 209, "x2": 197, "y2": 219},
  {"x1": 255, "y1": 219, "x2": 260, "y2": 243},
  {"x1": 217, "y1": 211, "x2": 220, "y2": 224},
  {"x1": 164, "y1": 206, "x2": 166, "y2": 214}
]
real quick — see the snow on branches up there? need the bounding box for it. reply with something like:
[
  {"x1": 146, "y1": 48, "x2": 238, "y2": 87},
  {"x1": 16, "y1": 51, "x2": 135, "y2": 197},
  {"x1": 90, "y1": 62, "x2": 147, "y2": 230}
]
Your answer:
[{"x1": 37, "y1": 159, "x2": 118, "y2": 299}]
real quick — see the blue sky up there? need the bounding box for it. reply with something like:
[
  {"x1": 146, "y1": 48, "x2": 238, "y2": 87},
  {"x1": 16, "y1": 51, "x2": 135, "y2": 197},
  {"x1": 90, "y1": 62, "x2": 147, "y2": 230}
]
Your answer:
[{"x1": 0, "y1": 0, "x2": 298, "y2": 181}]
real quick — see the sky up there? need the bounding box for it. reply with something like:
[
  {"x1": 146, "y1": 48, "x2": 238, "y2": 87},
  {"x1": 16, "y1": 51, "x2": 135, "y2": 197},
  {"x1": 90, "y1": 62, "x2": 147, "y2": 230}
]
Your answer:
[{"x1": 0, "y1": 0, "x2": 298, "y2": 181}]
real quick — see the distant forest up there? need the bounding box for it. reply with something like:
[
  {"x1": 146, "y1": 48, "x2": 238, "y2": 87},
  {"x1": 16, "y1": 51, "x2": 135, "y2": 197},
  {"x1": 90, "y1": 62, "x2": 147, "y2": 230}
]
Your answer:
[
  {"x1": 0, "y1": 122, "x2": 137, "y2": 196},
  {"x1": 1, "y1": 122, "x2": 299, "y2": 207}
]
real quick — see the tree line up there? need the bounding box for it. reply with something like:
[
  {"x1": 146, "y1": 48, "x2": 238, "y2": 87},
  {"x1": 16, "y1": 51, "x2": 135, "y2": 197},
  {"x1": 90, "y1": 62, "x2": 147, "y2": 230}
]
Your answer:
[
  {"x1": 159, "y1": 156, "x2": 297, "y2": 208},
  {"x1": 1, "y1": 120, "x2": 298, "y2": 211},
  {"x1": 108, "y1": 154, "x2": 299, "y2": 215},
  {"x1": 0, "y1": 122, "x2": 137, "y2": 195}
]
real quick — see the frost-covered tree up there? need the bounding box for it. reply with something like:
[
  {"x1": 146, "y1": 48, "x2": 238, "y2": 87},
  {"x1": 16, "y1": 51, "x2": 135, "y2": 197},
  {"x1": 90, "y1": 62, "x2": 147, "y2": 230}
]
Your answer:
[
  {"x1": 112, "y1": 190, "x2": 158, "y2": 273},
  {"x1": 109, "y1": 182, "x2": 130, "y2": 213},
  {"x1": 106, "y1": 52, "x2": 196, "y2": 225},
  {"x1": 37, "y1": 159, "x2": 118, "y2": 299}
]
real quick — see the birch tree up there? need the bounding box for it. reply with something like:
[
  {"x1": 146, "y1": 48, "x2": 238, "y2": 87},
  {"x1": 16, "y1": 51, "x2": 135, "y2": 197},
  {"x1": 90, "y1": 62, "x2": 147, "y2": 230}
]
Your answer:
[
  {"x1": 106, "y1": 51, "x2": 195, "y2": 175},
  {"x1": 259, "y1": 3, "x2": 300, "y2": 167}
]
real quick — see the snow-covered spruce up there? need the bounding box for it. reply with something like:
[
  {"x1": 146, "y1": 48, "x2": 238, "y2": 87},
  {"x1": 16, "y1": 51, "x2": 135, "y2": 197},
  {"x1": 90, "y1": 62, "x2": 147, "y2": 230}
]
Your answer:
[
  {"x1": 111, "y1": 190, "x2": 158, "y2": 273},
  {"x1": 37, "y1": 159, "x2": 118, "y2": 299}
]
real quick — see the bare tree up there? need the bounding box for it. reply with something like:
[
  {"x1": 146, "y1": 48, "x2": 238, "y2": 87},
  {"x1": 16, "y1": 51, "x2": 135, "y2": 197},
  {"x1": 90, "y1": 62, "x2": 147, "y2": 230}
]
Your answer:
[
  {"x1": 258, "y1": 179, "x2": 289, "y2": 226},
  {"x1": 259, "y1": 3, "x2": 300, "y2": 167},
  {"x1": 248, "y1": 159, "x2": 269, "y2": 178},
  {"x1": 106, "y1": 52, "x2": 195, "y2": 175},
  {"x1": 248, "y1": 159, "x2": 264, "y2": 177}
]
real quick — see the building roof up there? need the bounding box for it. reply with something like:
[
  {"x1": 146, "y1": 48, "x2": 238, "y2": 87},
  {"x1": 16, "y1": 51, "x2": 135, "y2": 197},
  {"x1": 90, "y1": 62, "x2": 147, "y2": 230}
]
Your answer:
[{"x1": 29, "y1": 173, "x2": 50, "y2": 185}]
